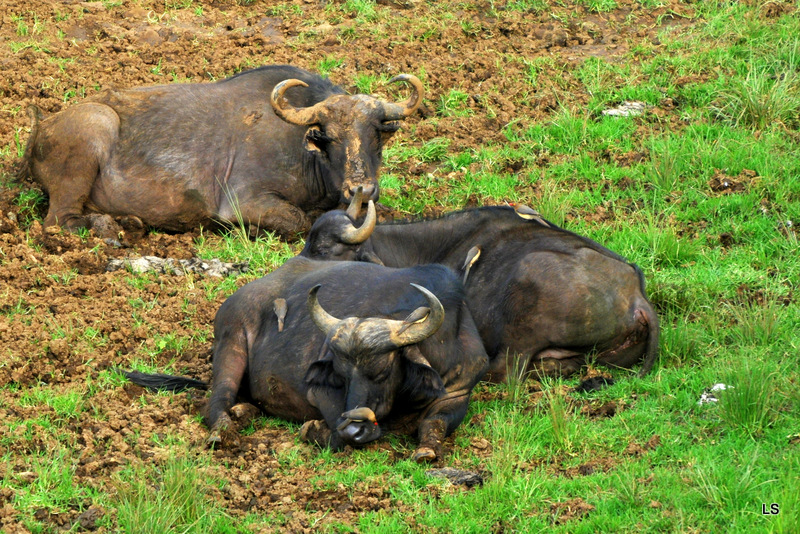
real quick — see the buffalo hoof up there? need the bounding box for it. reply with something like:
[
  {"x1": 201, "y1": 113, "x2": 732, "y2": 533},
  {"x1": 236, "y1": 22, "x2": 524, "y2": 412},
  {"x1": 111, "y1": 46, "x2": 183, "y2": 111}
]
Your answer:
[
  {"x1": 206, "y1": 413, "x2": 233, "y2": 448},
  {"x1": 118, "y1": 215, "x2": 145, "y2": 241},
  {"x1": 412, "y1": 446, "x2": 437, "y2": 463},
  {"x1": 300, "y1": 419, "x2": 332, "y2": 447},
  {"x1": 230, "y1": 402, "x2": 260, "y2": 425},
  {"x1": 85, "y1": 213, "x2": 127, "y2": 245}
]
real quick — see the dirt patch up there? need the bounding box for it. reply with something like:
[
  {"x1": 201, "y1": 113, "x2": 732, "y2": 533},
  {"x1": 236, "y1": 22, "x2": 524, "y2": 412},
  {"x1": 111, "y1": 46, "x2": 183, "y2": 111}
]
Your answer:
[
  {"x1": 624, "y1": 435, "x2": 662, "y2": 457},
  {"x1": 549, "y1": 497, "x2": 595, "y2": 525},
  {"x1": 708, "y1": 168, "x2": 758, "y2": 195},
  {"x1": 0, "y1": 0, "x2": 698, "y2": 529}
]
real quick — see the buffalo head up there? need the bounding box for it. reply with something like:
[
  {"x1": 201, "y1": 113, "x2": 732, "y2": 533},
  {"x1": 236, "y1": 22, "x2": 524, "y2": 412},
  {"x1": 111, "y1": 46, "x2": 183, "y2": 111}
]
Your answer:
[
  {"x1": 300, "y1": 190, "x2": 379, "y2": 263},
  {"x1": 304, "y1": 283, "x2": 446, "y2": 446},
  {"x1": 271, "y1": 75, "x2": 424, "y2": 204}
]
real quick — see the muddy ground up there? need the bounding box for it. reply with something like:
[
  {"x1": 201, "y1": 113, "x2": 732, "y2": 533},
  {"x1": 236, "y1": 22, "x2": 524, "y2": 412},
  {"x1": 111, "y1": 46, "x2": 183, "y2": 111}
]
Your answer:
[{"x1": 0, "y1": 0, "x2": 709, "y2": 530}]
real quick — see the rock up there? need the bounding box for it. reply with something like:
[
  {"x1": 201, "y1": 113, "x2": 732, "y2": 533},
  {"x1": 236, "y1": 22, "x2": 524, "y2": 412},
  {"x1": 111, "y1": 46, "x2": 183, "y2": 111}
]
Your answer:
[
  {"x1": 426, "y1": 467, "x2": 483, "y2": 487},
  {"x1": 572, "y1": 376, "x2": 614, "y2": 392},
  {"x1": 698, "y1": 383, "x2": 733, "y2": 405},
  {"x1": 106, "y1": 256, "x2": 248, "y2": 277},
  {"x1": 602, "y1": 101, "x2": 649, "y2": 117},
  {"x1": 77, "y1": 506, "x2": 104, "y2": 530},
  {"x1": 133, "y1": 28, "x2": 163, "y2": 46}
]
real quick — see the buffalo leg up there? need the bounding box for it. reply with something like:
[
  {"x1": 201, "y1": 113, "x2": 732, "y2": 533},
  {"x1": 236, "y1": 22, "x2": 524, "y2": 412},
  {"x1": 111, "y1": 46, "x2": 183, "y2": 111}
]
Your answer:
[
  {"x1": 299, "y1": 419, "x2": 334, "y2": 448},
  {"x1": 413, "y1": 417, "x2": 447, "y2": 462},
  {"x1": 218, "y1": 194, "x2": 311, "y2": 240},
  {"x1": 30, "y1": 103, "x2": 119, "y2": 231},
  {"x1": 531, "y1": 349, "x2": 584, "y2": 378},
  {"x1": 413, "y1": 392, "x2": 471, "y2": 463},
  {"x1": 206, "y1": 329, "x2": 249, "y2": 444},
  {"x1": 84, "y1": 214, "x2": 125, "y2": 246},
  {"x1": 412, "y1": 312, "x2": 487, "y2": 461}
]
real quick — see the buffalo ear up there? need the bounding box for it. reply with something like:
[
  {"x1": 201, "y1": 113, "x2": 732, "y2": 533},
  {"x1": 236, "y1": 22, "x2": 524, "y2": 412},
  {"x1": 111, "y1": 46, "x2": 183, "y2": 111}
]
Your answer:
[
  {"x1": 304, "y1": 350, "x2": 344, "y2": 389},
  {"x1": 357, "y1": 250, "x2": 384, "y2": 265},
  {"x1": 400, "y1": 349, "x2": 446, "y2": 403},
  {"x1": 379, "y1": 121, "x2": 401, "y2": 144}
]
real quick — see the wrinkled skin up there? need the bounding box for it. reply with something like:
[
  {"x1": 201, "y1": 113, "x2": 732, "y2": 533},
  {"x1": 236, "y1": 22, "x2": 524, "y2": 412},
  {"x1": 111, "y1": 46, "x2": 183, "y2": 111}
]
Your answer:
[
  {"x1": 202, "y1": 258, "x2": 486, "y2": 461},
  {"x1": 301, "y1": 205, "x2": 659, "y2": 380},
  {"x1": 19, "y1": 65, "x2": 421, "y2": 241}
]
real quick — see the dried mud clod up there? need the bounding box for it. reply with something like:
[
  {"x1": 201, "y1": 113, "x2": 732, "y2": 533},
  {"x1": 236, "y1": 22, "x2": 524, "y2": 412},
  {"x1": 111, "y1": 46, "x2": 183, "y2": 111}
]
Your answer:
[
  {"x1": 624, "y1": 435, "x2": 662, "y2": 457},
  {"x1": 708, "y1": 168, "x2": 758, "y2": 194}
]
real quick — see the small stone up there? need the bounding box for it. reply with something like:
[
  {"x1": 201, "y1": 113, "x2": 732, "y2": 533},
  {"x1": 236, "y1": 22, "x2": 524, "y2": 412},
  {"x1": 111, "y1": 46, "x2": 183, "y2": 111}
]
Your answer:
[
  {"x1": 602, "y1": 101, "x2": 649, "y2": 117},
  {"x1": 426, "y1": 468, "x2": 483, "y2": 487}
]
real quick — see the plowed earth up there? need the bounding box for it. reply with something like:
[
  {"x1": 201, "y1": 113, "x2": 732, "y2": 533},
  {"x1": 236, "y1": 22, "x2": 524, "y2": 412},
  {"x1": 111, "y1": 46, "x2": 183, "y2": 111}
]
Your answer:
[{"x1": 0, "y1": 0, "x2": 701, "y2": 531}]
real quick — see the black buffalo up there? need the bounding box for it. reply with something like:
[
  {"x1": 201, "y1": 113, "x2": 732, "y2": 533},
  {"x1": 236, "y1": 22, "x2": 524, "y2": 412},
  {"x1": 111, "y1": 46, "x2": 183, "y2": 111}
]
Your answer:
[
  {"x1": 300, "y1": 200, "x2": 659, "y2": 380},
  {"x1": 125, "y1": 257, "x2": 488, "y2": 462},
  {"x1": 18, "y1": 65, "x2": 422, "y2": 241}
]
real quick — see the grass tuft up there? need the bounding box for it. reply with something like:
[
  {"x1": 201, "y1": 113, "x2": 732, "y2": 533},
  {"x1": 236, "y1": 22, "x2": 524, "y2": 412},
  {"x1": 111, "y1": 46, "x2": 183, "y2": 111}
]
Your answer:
[
  {"x1": 113, "y1": 455, "x2": 236, "y2": 533},
  {"x1": 543, "y1": 385, "x2": 572, "y2": 452},
  {"x1": 717, "y1": 358, "x2": 778, "y2": 437},
  {"x1": 712, "y1": 62, "x2": 800, "y2": 130},
  {"x1": 13, "y1": 188, "x2": 46, "y2": 228},
  {"x1": 725, "y1": 299, "x2": 783, "y2": 347}
]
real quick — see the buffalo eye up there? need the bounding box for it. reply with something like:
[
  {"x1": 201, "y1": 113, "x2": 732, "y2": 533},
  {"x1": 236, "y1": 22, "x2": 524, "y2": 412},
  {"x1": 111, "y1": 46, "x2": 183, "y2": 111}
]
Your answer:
[{"x1": 369, "y1": 363, "x2": 393, "y2": 383}]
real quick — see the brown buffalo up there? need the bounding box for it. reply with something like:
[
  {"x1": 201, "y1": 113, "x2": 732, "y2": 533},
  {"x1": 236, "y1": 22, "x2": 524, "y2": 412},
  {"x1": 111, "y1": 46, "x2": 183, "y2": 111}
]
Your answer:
[{"x1": 18, "y1": 65, "x2": 422, "y2": 242}]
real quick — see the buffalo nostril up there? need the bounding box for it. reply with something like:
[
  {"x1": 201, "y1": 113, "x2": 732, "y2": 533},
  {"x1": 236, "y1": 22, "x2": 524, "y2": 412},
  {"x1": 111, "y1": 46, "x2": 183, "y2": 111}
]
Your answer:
[{"x1": 338, "y1": 421, "x2": 381, "y2": 445}]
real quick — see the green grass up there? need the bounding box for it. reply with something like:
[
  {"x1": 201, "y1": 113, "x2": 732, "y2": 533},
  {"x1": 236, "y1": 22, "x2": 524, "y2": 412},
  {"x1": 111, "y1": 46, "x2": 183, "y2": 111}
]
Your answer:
[
  {"x1": 113, "y1": 455, "x2": 237, "y2": 533},
  {"x1": 1, "y1": 0, "x2": 799, "y2": 532},
  {"x1": 349, "y1": 4, "x2": 800, "y2": 529},
  {"x1": 13, "y1": 188, "x2": 46, "y2": 228},
  {"x1": 317, "y1": 55, "x2": 345, "y2": 77}
]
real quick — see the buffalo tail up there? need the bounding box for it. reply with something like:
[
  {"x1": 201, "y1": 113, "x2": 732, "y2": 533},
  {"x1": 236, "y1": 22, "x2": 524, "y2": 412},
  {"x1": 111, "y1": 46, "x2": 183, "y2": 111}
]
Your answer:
[
  {"x1": 14, "y1": 105, "x2": 41, "y2": 182},
  {"x1": 115, "y1": 368, "x2": 209, "y2": 392}
]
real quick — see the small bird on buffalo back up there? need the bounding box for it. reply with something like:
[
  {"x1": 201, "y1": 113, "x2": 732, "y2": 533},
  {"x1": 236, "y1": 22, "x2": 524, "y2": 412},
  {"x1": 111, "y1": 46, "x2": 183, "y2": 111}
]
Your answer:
[
  {"x1": 461, "y1": 245, "x2": 481, "y2": 284},
  {"x1": 512, "y1": 203, "x2": 551, "y2": 227},
  {"x1": 274, "y1": 298, "x2": 288, "y2": 332}
]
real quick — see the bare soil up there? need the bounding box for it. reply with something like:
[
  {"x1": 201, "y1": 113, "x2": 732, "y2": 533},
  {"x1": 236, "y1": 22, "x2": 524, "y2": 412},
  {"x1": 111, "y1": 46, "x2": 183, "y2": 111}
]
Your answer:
[{"x1": 0, "y1": 0, "x2": 700, "y2": 530}]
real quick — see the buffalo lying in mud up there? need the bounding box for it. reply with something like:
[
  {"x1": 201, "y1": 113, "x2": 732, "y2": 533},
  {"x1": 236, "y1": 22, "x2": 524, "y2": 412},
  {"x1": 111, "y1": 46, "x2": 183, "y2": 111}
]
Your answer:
[
  {"x1": 300, "y1": 198, "x2": 659, "y2": 380},
  {"x1": 18, "y1": 65, "x2": 422, "y2": 242},
  {"x1": 124, "y1": 258, "x2": 488, "y2": 462}
]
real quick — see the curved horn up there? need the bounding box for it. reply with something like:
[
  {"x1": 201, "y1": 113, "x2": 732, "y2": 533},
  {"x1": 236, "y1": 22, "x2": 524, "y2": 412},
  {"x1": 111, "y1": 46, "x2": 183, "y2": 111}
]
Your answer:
[
  {"x1": 383, "y1": 74, "x2": 424, "y2": 120},
  {"x1": 386, "y1": 283, "x2": 445, "y2": 347},
  {"x1": 307, "y1": 285, "x2": 341, "y2": 334},
  {"x1": 340, "y1": 200, "x2": 376, "y2": 245},
  {"x1": 346, "y1": 186, "x2": 364, "y2": 219},
  {"x1": 271, "y1": 79, "x2": 322, "y2": 126}
]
